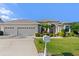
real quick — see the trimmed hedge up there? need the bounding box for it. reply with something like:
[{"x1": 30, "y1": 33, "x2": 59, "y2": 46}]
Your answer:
[
  {"x1": 35, "y1": 33, "x2": 41, "y2": 37},
  {"x1": 35, "y1": 33, "x2": 55, "y2": 37},
  {"x1": 49, "y1": 33, "x2": 53, "y2": 37}
]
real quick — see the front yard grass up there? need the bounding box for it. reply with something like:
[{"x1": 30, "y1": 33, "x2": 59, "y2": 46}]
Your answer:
[{"x1": 34, "y1": 37, "x2": 79, "y2": 56}]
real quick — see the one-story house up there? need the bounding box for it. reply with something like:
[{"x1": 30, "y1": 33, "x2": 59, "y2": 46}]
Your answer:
[{"x1": 0, "y1": 19, "x2": 71, "y2": 36}]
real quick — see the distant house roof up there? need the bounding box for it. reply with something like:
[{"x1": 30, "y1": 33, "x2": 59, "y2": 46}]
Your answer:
[{"x1": 2, "y1": 19, "x2": 39, "y2": 25}]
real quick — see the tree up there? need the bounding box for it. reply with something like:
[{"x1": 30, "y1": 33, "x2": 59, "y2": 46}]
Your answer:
[
  {"x1": 40, "y1": 24, "x2": 53, "y2": 33},
  {"x1": 71, "y1": 22, "x2": 79, "y2": 34}
]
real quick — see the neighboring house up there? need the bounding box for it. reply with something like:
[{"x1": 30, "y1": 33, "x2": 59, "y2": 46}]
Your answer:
[{"x1": 0, "y1": 19, "x2": 71, "y2": 36}]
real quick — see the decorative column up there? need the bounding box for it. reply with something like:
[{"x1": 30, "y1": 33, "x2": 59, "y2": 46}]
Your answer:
[
  {"x1": 55, "y1": 25, "x2": 58, "y2": 34},
  {"x1": 47, "y1": 28, "x2": 50, "y2": 33},
  {"x1": 69, "y1": 25, "x2": 71, "y2": 33},
  {"x1": 1, "y1": 25, "x2": 5, "y2": 35},
  {"x1": 38, "y1": 25, "x2": 41, "y2": 33},
  {"x1": 1, "y1": 25, "x2": 4, "y2": 31},
  {"x1": 48, "y1": 24, "x2": 51, "y2": 33},
  {"x1": 40, "y1": 26, "x2": 42, "y2": 33}
]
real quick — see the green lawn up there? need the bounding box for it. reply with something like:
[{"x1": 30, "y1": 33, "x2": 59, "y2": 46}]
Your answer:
[{"x1": 34, "y1": 37, "x2": 79, "y2": 56}]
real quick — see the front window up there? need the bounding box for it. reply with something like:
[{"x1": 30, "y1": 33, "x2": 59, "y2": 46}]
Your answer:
[{"x1": 65, "y1": 26, "x2": 70, "y2": 32}]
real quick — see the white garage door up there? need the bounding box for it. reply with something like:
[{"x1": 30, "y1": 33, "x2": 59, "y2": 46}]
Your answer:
[
  {"x1": 17, "y1": 26, "x2": 36, "y2": 36},
  {"x1": 4, "y1": 27, "x2": 16, "y2": 35}
]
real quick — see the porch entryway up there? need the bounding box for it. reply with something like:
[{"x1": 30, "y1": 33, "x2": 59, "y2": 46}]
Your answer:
[{"x1": 38, "y1": 24, "x2": 56, "y2": 34}]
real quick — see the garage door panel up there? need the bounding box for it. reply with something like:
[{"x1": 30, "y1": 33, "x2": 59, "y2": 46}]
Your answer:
[
  {"x1": 17, "y1": 26, "x2": 37, "y2": 36},
  {"x1": 4, "y1": 29, "x2": 16, "y2": 35}
]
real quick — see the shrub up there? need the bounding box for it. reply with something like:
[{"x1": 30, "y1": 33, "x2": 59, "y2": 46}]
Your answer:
[
  {"x1": 0, "y1": 31, "x2": 3, "y2": 35},
  {"x1": 64, "y1": 32, "x2": 69, "y2": 37},
  {"x1": 53, "y1": 34, "x2": 56, "y2": 37},
  {"x1": 57, "y1": 29, "x2": 65, "y2": 37},
  {"x1": 43, "y1": 33, "x2": 49, "y2": 36},
  {"x1": 66, "y1": 32, "x2": 78, "y2": 37},
  {"x1": 35, "y1": 33, "x2": 44, "y2": 37},
  {"x1": 40, "y1": 34, "x2": 43, "y2": 37},
  {"x1": 35, "y1": 33, "x2": 41, "y2": 37},
  {"x1": 67, "y1": 32, "x2": 75, "y2": 37},
  {"x1": 35, "y1": 32, "x2": 56, "y2": 37},
  {"x1": 49, "y1": 33, "x2": 53, "y2": 37}
]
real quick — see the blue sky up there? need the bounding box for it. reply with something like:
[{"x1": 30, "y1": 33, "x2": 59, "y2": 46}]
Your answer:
[{"x1": 0, "y1": 3, "x2": 79, "y2": 22}]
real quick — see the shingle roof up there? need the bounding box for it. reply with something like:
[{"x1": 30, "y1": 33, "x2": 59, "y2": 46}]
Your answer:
[
  {"x1": 3, "y1": 19, "x2": 39, "y2": 24},
  {"x1": 38, "y1": 19, "x2": 59, "y2": 23}
]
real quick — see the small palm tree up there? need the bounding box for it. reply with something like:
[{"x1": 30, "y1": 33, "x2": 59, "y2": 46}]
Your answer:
[{"x1": 40, "y1": 24, "x2": 53, "y2": 33}]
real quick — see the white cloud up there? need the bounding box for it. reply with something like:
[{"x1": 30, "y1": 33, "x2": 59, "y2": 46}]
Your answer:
[
  {"x1": 0, "y1": 15, "x2": 10, "y2": 21},
  {"x1": 0, "y1": 4, "x2": 18, "y2": 21},
  {"x1": 0, "y1": 7, "x2": 16, "y2": 21},
  {"x1": 1, "y1": 15, "x2": 10, "y2": 19},
  {"x1": 0, "y1": 15, "x2": 17, "y2": 21},
  {"x1": 0, "y1": 7, "x2": 13, "y2": 15}
]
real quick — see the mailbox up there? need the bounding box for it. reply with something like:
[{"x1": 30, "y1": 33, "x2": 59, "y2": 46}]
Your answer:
[{"x1": 43, "y1": 35, "x2": 50, "y2": 43}]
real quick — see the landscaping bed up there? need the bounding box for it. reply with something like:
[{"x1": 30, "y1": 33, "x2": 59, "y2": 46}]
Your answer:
[{"x1": 34, "y1": 37, "x2": 79, "y2": 56}]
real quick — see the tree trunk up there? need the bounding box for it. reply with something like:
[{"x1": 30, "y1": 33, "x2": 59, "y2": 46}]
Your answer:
[{"x1": 47, "y1": 28, "x2": 50, "y2": 33}]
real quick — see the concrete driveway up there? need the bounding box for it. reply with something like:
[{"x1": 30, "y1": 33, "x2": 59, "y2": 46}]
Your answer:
[{"x1": 0, "y1": 37, "x2": 38, "y2": 56}]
